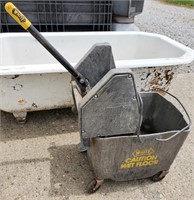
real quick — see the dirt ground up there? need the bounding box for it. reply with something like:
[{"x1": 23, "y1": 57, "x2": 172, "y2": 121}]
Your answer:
[{"x1": 1, "y1": 72, "x2": 194, "y2": 200}]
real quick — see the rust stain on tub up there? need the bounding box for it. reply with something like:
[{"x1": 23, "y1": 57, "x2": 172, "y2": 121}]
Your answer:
[
  {"x1": 146, "y1": 69, "x2": 175, "y2": 94},
  {"x1": 25, "y1": 100, "x2": 74, "y2": 111},
  {"x1": 11, "y1": 75, "x2": 20, "y2": 79},
  {"x1": 32, "y1": 103, "x2": 38, "y2": 108},
  {"x1": 13, "y1": 84, "x2": 23, "y2": 91},
  {"x1": 18, "y1": 99, "x2": 26, "y2": 105},
  {"x1": 164, "y1": 69, "x2": 174, "y2": 84}
]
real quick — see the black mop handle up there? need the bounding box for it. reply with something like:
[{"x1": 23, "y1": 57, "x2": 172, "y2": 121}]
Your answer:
[{"x1": 5, "y1": 2, "x2": 90, "y2": 91}]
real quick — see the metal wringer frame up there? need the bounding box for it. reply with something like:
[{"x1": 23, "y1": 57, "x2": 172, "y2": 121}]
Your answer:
[{"x1": 72, "y1": 43, "x2": 144, "y2": 193}]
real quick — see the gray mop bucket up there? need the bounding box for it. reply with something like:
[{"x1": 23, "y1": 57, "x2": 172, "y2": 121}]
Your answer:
[{"x1": 87, "y1": 91, "x2": 191, "y2": 183}]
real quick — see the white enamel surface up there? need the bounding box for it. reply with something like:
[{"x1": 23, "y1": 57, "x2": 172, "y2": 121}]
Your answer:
[
  {"x1": 0, "y1": 32, "x2": 193, "y2": 115},
  {"x1": 0, "y1": 32, "x2": 193, "y2": 75}
]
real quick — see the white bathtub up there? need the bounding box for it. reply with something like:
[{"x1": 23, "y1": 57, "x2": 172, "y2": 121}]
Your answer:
[{"x1": 0, "y1": 32, "x2": 194, "y2": 122}]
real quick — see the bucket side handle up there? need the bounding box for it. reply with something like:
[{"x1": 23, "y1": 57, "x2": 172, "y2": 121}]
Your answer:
[
  {"x1": 150, "y1": 88, "x2": 191, "y2": 142},
  {"x1": 136, "y1": 92, "x2": 143, "y2": 143}
]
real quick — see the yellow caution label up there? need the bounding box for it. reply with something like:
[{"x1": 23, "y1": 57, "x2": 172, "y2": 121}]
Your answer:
[
  {"x1": 5, "y1": 2, "x2": 31, "y2": 30},
  {"x1": 120, "y1": 148, "x2": 159, "y2": 169}
]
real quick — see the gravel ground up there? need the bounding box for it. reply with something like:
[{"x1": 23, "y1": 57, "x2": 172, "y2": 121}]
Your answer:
[
  {"x1": 135, "y1": 0, "x2": 194, "y2": 51},
  {"x1": 0, "y1": 0, "x2": 194, "y2": 200}
]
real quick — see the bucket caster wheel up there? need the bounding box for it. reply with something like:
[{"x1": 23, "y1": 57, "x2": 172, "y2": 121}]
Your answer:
[
  {"x1": 86, "y1": 178, "x2": 104, "y2": 194},
  {"x1": 151, "y1": 170, "x2": 169, "y2": 182},
  {"x1": 71, "y1": 105, "x2": 78, "y2": 114}
]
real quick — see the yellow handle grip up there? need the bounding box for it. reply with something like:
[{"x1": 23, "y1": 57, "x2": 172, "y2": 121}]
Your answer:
[{"x1": 5, "y1": 2, "x2": 31, "y2": 30}]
